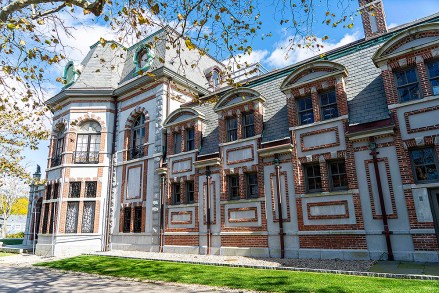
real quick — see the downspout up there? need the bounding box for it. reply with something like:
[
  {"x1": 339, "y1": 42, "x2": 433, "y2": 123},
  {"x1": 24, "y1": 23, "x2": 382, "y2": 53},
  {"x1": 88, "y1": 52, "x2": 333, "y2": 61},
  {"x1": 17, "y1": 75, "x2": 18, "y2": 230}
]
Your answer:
[
  {"x1": 104, "y1": 98, "x2": 118, "y2": 251},
  {"x1": 274, "y1": 155, "x2": 285, "y2": 259},
  {"x1": 369, "y1": 136, "x2": 394, "y2": 261},
  {"x1": 206, "y1": 166, "x2": 211, "y2": 255},
  {"x1": 159, "y1": 174, "x2": 166, "y2": 252}
]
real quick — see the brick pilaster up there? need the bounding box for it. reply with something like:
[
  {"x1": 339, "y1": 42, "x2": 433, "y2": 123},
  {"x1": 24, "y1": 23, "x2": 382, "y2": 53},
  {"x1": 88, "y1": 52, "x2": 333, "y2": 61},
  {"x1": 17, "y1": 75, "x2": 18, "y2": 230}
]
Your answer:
[
  {"x1": 381, "y1": 69, "x2": 399, "y2": 105},
  {"x1": 311, "y1": 90, "x2": 321, "y2": 122},
  {"x1": 416, "y1": 59, "x2": 432, "y2": 98}
]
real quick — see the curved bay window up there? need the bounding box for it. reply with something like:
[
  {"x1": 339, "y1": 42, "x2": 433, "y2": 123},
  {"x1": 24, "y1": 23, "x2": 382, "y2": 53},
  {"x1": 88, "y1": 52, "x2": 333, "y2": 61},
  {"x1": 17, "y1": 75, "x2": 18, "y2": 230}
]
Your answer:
[
  {"x1": 51, "y1": 126, "x2": 65, "y2": 167},
  {"x1": 74, "y1": 121, "x2": 101, "y2": 164},
  {"x1": 130, "y1": 115, "x2": 146, "y2": 160}
]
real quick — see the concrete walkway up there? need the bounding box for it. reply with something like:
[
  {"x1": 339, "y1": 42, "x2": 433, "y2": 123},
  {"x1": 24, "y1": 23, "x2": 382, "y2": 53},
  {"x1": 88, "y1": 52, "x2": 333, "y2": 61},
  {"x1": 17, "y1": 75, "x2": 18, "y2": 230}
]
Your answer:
[
  {"x1": 370, "y1": 261, "x2": 439, "y2": 276},
  {"x1": 0, "y1": 265, "x2": 236, "y2": 292}
]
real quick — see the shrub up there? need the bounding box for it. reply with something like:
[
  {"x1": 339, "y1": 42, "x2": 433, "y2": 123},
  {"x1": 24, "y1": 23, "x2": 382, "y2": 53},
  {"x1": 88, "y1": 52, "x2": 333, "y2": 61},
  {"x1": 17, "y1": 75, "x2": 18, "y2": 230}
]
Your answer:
[{"x1": 6, "y1": 232, "x2": 24, "y2": 238}]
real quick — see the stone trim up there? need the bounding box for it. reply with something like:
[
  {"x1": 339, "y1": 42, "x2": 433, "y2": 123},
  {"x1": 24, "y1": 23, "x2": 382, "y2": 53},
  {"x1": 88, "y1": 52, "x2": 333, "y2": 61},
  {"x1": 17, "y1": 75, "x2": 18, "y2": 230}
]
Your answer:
[
  {"x1": 307, "y1": 200, "x2": 350, "y2": 220},
  {"x1": 226, "y1": 145, "x2": 255, "y2": 165},
  {"x1": 404, "y1": 105, "x2": 439, "y2": 134},
  {"x1": 170, "y1": 211, "x2": 193, "y2": 225},
  {"x1": 171, "y1": 157, "x2": 193, "y2": 174},
  {"x1": 364, "y1": 157, "x2": 398, "y2": 220},
  {"x1": 300, "y1": 126, "x2": 340, "y2": 152}
]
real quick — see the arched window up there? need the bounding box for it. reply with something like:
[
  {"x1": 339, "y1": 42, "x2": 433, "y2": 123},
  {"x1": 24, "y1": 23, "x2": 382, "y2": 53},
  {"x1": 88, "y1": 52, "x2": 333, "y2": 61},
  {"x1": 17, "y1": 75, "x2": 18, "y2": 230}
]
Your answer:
[
  {"x1": 130, "y1": 114, "x2": 146, "y2": 159},
  {"x1": 51, "y1": 125, "x2": 65, "y2": 167},
  {"x1": 74, "y1": 121, "x2": 101, "y2": 164}
]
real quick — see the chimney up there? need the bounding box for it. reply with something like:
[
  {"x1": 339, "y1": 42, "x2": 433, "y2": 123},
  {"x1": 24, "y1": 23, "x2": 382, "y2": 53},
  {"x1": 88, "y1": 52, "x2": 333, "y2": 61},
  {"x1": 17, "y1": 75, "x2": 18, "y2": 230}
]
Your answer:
[{"x1": 358, "y1": 0, "x2": 388, "y2": 39}]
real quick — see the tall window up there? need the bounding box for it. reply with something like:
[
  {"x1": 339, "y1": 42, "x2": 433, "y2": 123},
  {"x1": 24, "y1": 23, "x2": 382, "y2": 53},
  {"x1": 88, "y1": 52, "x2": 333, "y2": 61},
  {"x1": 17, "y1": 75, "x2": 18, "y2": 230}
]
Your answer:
[
  {"x1": 242, "y1": 113, "x2": 255, "y2": 138},
  {"x1": 130, "y1": 114, "x2": 146, "y2": 159},
  {"x1": 329, "y1": 161, "x2": 348, "y2": 190},
  {"x1": 172, "y1": 183, "x2": 181, "y2": 205},
  {"x1": 212, "y1": 69, "x2": 220, "y2": 88},
  {"x1": 46, "y1": 185, "x2": 52, "y2": 200},
  {"x1": 174, "y1": 132, "x2": 182, "y2": 154},
  {"x1": 52, "y1": 127, "x2": 65, "y2": 167},
  {"x1": 42, "y1": 204, "x2": 49, "y2": 233},
  {"x1": 226, "y1": 117, "x2": 238, "y2": 142},
  {"x1": 75, "y1": 121, "x2": 101, "y2": 164},
  {"x1": 305, "y1": 164, "x2": 322, "y2": 193},
  {"x1": 228, "y1": 175, "x2": 240, "y2": 200},
  {"x1": 133, "y1": 207, "x2": 142, "y2": 233},
  {"x1": 297, "y1": 96, "x2": 314, "y2": 125},
  {"x1": 123, "y1": 207, "x2": 131, "y2": 233},
  {"x1": 410, "y1": 148, "x2": 439, "y2": 183},
  {"x1": 246, "y1": 173, "x2": 258, "y2": 198},
  {"x1": 65, "y1": 202, "x2": 79, "y2": 233},
  {"x1": 395, "y1": 67, "x2": 420, "y2": 102},
  {"x1": 53, "y1": 183, "x2": 59, "y2": 199},
  {"x1": 186, "y1": 181, "x2": 194, "y2": 204},
  {"x1": 427, "y1": 60, "x2": 439, "y2": 95},
  {"x1": 186, "y1": 128, "x2": 195, "y2": 151},
  {"x1": 81, "y1": 202, "x2": 95, "y2": 233},
  {"x1": 320, "y1": 90, "x2": 339, "y2": 120}
]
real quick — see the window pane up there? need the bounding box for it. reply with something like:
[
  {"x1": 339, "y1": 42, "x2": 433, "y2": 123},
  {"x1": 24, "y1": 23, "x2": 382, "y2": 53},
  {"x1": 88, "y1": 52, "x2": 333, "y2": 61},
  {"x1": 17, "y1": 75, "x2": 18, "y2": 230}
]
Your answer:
[
  {"x1": 81, "y1": 202, "x2": 95, "y2": 233},
  {"x1": 123, "y1": 208, "x2": 131, "y2": 233},
  {"x1": 69, "y1": 182, "x2": 81, "y2": 198},
  {"x1": 174, "y1": 133, "x2": 182, "y2": 154},
  {"x1": 133, "y1": 207, "x2": 142, "y2": 233},
  {"x1": 85, "y1": 181, "x2": 97, "y2": 197},
  {"x1": 395, "y1": 71, "x2": 407, "y2": 86}
]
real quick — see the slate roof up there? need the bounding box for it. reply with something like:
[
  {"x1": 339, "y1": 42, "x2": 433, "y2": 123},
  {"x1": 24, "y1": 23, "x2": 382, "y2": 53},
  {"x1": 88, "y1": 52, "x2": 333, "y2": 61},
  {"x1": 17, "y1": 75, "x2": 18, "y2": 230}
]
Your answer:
[{"x1": 187, "y1": 14, "x2": 439, "y2": 155}]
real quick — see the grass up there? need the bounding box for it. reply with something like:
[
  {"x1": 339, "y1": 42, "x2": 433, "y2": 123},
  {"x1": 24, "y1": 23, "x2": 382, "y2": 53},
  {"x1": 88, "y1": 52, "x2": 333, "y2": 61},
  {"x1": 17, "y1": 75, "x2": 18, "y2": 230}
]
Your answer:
[
  {"x1": 0, "y1": 238, "x2": 23, "y2": 245},
  {"x1": 36, "y1": 255, "x2": 439, "y2": 293},
  {"x1": 0, "y1": 252, "x2": 14, "y2": 257}
]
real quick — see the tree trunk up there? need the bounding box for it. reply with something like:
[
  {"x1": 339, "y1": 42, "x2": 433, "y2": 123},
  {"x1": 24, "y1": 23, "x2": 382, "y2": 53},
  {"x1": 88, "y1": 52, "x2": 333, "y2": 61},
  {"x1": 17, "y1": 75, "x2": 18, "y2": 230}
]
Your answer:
[{"x1": 1, "y1": 219, "x2": 7, "y2": 238}]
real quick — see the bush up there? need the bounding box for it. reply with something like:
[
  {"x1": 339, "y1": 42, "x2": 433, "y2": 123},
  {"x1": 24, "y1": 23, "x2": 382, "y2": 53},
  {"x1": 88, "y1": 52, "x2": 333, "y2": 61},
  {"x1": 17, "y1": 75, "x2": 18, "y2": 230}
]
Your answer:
[{"x1": 6, "y1": 232, "x2": 24, "y2": 238}]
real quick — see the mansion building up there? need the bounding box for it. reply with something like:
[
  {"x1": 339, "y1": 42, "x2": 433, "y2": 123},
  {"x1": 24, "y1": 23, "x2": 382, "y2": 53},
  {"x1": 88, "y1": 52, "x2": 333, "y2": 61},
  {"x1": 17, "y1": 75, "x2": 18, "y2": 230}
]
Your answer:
[{"x1": 37, "y1": 0, "x2": 439, "y2": 262}]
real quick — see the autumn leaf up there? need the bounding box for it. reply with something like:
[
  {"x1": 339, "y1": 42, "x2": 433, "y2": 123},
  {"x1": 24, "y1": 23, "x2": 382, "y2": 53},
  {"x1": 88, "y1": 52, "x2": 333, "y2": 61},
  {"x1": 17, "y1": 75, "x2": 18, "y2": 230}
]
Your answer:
[
  {"x1": 177, "y1": 13, "x2": 183, "y2": 21},
  {"x1": 185, "y1": 38, "x2": 195, "y2": 50},
  {"x1": 100, "y1": 37, "x2": 107, "y2": 47},
  {"x1": 151, "y1": 4, "x2": 160, "y2": 15}
]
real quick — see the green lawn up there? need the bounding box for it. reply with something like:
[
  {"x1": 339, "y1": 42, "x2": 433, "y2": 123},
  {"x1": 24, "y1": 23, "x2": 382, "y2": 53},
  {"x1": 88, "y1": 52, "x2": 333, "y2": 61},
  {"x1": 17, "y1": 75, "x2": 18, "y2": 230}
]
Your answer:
[
  {"x1": 0, "y1": 252, "x2": 14, "y2": 257},
  {"x1": 36, "y1": 255, "x2": 439, "y2": 293},
  {"x1": 0, "y1": 238, "x2": 23, "y2": 245}
]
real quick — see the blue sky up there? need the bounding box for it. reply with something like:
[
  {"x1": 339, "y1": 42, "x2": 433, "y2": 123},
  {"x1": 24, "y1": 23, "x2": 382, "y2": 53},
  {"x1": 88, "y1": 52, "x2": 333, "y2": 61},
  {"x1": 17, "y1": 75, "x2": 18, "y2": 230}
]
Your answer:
[{"x1": 22, "y1": 0, "x2": 439, "y2": 176}]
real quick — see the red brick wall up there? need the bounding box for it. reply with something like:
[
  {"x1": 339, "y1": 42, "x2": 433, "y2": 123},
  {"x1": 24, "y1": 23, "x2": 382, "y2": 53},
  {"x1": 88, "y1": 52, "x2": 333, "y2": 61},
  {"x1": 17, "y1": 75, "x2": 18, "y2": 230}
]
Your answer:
[
  {"x1": 299, "y1": 235, "x2": 367, "y2": 249},
  {"x1": 221, "y1": 235, "x2": 268, "y2": 247}
]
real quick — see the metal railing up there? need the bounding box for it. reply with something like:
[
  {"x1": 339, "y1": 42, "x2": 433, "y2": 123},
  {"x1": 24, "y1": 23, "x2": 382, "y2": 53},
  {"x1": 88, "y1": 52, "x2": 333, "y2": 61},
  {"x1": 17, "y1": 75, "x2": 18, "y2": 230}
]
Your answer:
[
  {"x1": 73, "y1": 151, "x2": 100, "y2": 164},
  {"x1": 51, "y1": 154, "x2": 62, "y2": 167},
  {"x1": 129, "y1": 145, "x2": 144, "y2": 160}
]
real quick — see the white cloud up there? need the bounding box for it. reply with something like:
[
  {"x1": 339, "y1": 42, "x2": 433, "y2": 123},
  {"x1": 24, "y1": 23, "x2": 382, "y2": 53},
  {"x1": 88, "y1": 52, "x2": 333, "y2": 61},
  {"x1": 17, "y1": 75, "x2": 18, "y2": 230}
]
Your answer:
[
  {"x1": 387, "y1": 23, "x2": 398, "y2": 29},
  {"x1": 222, "y1": 49, "x2": 269, "y2": 71},
  {"x1": 264, "y1": 31, "x2": 361, "y2": 69}
]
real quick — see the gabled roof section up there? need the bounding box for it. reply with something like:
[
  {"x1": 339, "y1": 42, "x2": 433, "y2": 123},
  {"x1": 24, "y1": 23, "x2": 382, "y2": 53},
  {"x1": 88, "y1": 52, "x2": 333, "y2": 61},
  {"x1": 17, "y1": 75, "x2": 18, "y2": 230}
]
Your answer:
[
  {"x1": 373, "y1": 22, "x2": 439, "y2": 65},
  {"x1": 163, "y1": 107, "x2": 205, "y2": 127},
  {"x1": 280, "y1": 60, "x2": 348, "y2": 91},
  {"x1": 213, "y1": 88, "x2": 265, "y2": 112}
]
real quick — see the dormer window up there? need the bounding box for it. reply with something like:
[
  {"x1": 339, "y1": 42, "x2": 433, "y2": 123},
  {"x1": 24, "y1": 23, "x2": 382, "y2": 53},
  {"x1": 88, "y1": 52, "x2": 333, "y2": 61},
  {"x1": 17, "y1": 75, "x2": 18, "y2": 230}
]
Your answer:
[
  {"x1": 226, "y1": 117, "x2": 238, "y2": 142},
  {"x1": 186, "y1": 128, "x2": 195, "y2": 151},
  {"x1": 212, "y1": 69, "x2": 220, "y2": 87},
  {"x1": 320, "y1": 90, "x2": 338, "y2": 120},
  {"x1": 242, "y1": 112, "x2": 255, "y2": 138},
  {"x1": 395, "y1": 67, "x2": 420, "y2": 103},
  {"x1": 427, "y1": 60, "x2": 439, "y2": 96},
  {"x1": 134, "y1": 45, "x2": 155, "y2": 74},
  {"x1": 297, "y1": 96, "x2": 314, "y2": 125},
  {"x1": 62, "y1": 61, "x2": 79, "y2": 87}
]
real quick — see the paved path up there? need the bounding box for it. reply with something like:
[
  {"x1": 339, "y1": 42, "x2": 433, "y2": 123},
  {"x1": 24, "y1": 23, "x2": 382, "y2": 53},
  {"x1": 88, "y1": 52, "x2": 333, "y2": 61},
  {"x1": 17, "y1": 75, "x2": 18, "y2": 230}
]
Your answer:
[{"x1": 0, "y1": 265, "x2": 235, "y2": 292}]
